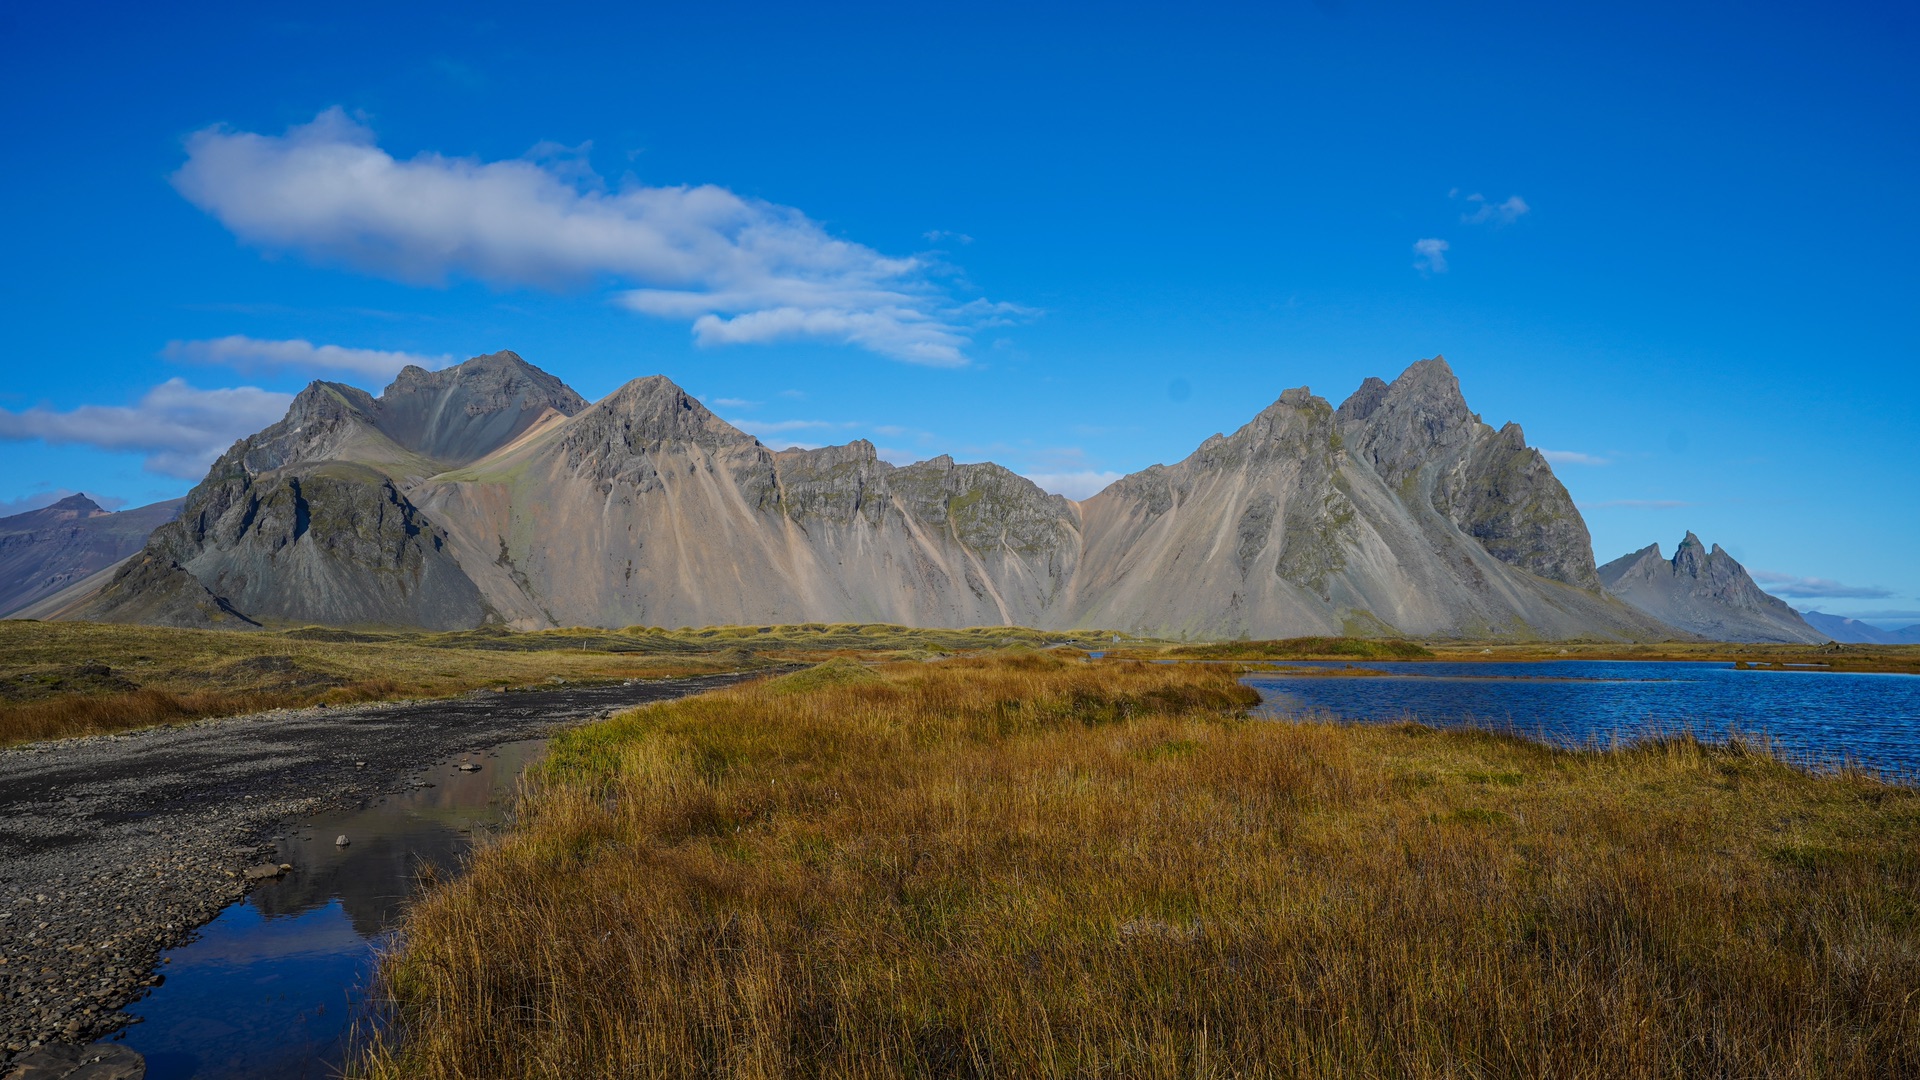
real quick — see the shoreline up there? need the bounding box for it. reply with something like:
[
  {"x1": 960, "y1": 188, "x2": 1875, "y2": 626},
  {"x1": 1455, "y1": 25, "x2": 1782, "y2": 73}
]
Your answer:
[{"x1": 0, "y1": 671, "x2": 763, "y2": 1061}]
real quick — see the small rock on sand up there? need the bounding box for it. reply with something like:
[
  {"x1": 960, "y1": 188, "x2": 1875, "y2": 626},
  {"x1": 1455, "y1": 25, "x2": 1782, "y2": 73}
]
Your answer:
[
  {"x1": 334, "y1": 835, "x2": 350, "y2": 847},
  {"x1": 241, "y1": 865, "x2": 284, "y2": 881}
]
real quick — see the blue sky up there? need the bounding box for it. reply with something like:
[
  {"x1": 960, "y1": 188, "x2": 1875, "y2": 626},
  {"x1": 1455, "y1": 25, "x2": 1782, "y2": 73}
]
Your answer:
[{"x1": 1, "y1": 1, "x2": 1914, "y2": 625}]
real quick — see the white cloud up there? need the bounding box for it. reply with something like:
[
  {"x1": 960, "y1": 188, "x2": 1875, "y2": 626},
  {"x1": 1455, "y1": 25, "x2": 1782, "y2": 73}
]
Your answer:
[
  {"x1": 1817, "y1": 608, "x2": 1920, "y2": 622},
  {"x1": 708, "y1": 397, "x2": 760, "y2": 408},
  {"x1": 0, "y1": 379, "x2": 293, "y2": 479},
  {"x1": 1023, "y1": 470, "x2": 1126, "y2": 501},
  {"x1": 1412, "y1": 238, "x2": 1450, "y2": 273},
  {"x1": 1540, "y1": 449, "x2": 1609, "y2": 465},
  {"x1": 1750, "y1": 571, "x2": 1893, "y2": 600},
  {"x1": 165, "y1": 335, "x2": 451, "y2": 380},
  {"x1": 173, "y1": 108, "x2": 1027, "y2": 365},
  {"x1": 1459, "y1": 193, "x2": 1530, "y2": 225},
  {"x1": 726, "y1": 418, "x2": 858, "y2": 441}
]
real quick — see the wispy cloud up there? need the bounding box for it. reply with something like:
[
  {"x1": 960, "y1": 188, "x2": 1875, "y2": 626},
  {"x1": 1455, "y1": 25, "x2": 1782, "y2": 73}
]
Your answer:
[
  {"x1": 1750, "y1": 571, "x2": 1894, "y2": 600},
  {"x1": 1815, "y1": 609, "x2": 1920, "y2": 623},
  {"x1": 173, "y1": 108, "x2": 1030, "y2": 366},
  {"x1": 1458, "y1": 192, "x2": 1530, "y2": 225},
  {"x1": 165, "y1": 335, "x2": 451, "y2": 380},
  {"x1": 726, "y1": 418, "x2": 860, "y2": 443},
  {"x1": 1576, "y1": 499, "x2": 1694, "y2": 509},
  {"x1": 708, "y1": 397, "x2": 759, "y2": 408},
  {"x1": 1412, "y1": 238, "x2": 1450, "y2": 273},
  {"x1": 0, "y1": 380, "x2": 293, "y2": 478},
  {"x1": 1540, "y1": 449, "x2": 1609, "y2": 466},
  {"x1": 1023, "y1": 470, "x2": 1126, "y2": 501}
]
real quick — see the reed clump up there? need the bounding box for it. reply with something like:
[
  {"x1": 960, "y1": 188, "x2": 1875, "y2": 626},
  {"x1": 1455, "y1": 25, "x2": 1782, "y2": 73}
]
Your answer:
[{"x1": 360, "y1": 655, "x2": 1920, "y2": 1078}]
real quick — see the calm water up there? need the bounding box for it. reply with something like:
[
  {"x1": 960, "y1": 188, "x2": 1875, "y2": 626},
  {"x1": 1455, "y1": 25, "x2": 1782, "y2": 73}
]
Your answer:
[
  {"x1": 1245, "y1": 660, "x2": 1920, "y2": 779},
  {"x1": 108, "y1": 739, "x2": 546, "y2": 1079}
]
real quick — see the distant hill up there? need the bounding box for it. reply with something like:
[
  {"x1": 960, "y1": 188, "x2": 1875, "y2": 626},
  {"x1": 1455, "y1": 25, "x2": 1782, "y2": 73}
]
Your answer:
[
  {"x1": 1799, "y1": 611, "x2": 1920, "y2": 644},
  {"x1": 1598, "y1": 534, "x2": 1827, "y2": 644},
  {"x1": 69, "y1": 350, "x2": 1671, "y2": 640},
  {"x1": 0, "y1": 494, "x2": 183, "y2": 617}
]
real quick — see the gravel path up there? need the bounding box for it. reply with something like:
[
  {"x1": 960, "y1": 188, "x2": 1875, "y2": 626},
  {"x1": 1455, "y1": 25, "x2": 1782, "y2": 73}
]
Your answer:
[{"x1": 0, "y1": 671, "x2": 763, "y2": 1061}]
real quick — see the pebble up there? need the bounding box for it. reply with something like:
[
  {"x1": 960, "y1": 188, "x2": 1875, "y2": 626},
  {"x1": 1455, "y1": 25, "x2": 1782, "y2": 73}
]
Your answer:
[
  {"x1": 0, "y1": 671, "x2": 755, "y2": 1062},
  {"x1": 0, "y1": 1041, "x2": 144, "y2": 1079}
]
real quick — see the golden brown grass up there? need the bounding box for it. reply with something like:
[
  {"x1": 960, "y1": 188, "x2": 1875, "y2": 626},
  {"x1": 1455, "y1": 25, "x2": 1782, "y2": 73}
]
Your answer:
[
  {"x1": 1429, "y1": 640, "x2": 1920, "y2": 675},
  {"x1": 1122, "y1": 637, "x2": 1435, "y2": 661},
  {"x1": 359, "y1": 654, "x2": 1920, "y2": 1078},
  {"x1": 0, "y1": 621, "x2": 761, "y2": 745}
]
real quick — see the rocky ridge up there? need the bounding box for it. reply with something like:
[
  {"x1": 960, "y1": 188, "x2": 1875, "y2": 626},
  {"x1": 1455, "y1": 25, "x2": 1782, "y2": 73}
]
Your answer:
[
  {"x1": 1798, "y1": 611, "x2": 1920, "y2": 645},
  {"x1": 0, "y1": 496, "x2": 182, "y2": 618},
  {"x1": 63, "y1": 351, "x2": 1679, "y2": 640},
  {"x1": 1598, "y1": 533, "x2": 1828, "y2": 644}
]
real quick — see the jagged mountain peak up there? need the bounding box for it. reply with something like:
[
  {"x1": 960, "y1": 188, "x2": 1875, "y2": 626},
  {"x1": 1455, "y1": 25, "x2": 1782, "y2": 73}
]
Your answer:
[
  {"x1": 1599, "y1": 532, "x2": 1825, "y2": 644},
  {"x1": 0, "y1": 492, "x2": 111, "y2": 527},
  {"x1": 235, "y1": 381, "x2": 386, "y2": 475},
  {"x1": 375, "y1": 351, "x2": 587, "y2": 466},
  {"x1": 46, "y1": 493, "x2": 106, "y2": 515},
  {"x1": 556, "y1": 375, "x2": 757, "y2": 473},
  {"x1": 1335, "y1": 376, "x2": 1391, "y2": 424},
  {"x1": 1342, "y1": 356, "x2": 1475, "y2": 486}
]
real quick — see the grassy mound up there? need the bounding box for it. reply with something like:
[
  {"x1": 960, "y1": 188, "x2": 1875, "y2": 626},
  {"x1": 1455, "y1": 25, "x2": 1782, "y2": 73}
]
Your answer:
[
  {"x1": 764, "y1": 656, "x2": 882, "y2": 693},
  {"x1": 361, "y1": 654, "x2": 1919, "y2": 1078}
]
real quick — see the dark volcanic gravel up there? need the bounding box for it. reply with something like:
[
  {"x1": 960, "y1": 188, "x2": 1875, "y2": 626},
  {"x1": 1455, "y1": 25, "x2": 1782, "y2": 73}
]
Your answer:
[{"x1": 0, "y1": 671, "x2": 762, "y2": 1059}]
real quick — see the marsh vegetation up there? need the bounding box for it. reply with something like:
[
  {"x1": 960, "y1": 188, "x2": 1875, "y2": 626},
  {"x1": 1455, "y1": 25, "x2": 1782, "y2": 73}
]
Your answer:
[
  {"x1": 359, "y1": 653, "x2": 1920, "y2": 1078},
  {"x1": 0, "y1": 621, "x2": 1127, "y2": 745}
]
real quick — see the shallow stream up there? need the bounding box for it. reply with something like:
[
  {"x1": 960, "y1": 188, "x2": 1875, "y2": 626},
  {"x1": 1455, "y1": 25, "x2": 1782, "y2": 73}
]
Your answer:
[{"x1": 106, "y1": 739, "x2": 547, "y2": 1079}]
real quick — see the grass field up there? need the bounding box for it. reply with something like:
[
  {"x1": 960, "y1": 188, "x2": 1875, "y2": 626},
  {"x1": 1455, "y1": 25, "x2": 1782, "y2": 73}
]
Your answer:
[
  {"x1": 1423, "y1": 640, "x2": 1920, "y2": 675},
  {"x1": 358, "y1": 653, "x2": 1920, "y2": 1079},
  {"x1": 7, "y1": 620, "x2": 1915, "y2": 746},
  {"x1": 0, "y1": 621, "x2": 1139, "y2": 745}
]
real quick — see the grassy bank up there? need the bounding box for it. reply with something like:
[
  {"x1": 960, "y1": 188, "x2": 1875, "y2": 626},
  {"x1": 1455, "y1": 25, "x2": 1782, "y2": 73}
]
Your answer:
[
  {"x1": 360, "y1": 654, "x2": 1920, "y2": 1078},
  {"x1": 0, "y1": 621, "x2": 1137, "y2": 745},
  {"x1": 1122, "y1": 636, "x2": 1436, "y2": 661},
  {"x1": 1426, "y1": 640, "x2": 1920, "y2": 675}
]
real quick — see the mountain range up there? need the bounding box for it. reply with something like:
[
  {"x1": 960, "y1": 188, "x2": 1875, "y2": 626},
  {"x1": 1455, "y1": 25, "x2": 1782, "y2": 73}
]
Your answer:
[
  {"x1": 1797, "y1": 610, "x2": 1920, "y2": 645},
  {"x1": 0, "y1": 494, "x2": 183, "y2": 618},
  {"x1": 1596, "y1": 534, "x2": 1828, "y2": 644},
  {"x1": 7, "y1": 351, "x2": 1864, "y2": 643}
]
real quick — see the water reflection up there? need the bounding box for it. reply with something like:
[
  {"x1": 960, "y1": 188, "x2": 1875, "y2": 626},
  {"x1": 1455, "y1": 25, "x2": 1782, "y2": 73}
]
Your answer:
[
  {"x1": 1246, "y1": 660, "x2": 1920, "y2": 779},
  {"x1": 111, "y1": 739, "x2": 546, "y2": 1078}
]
